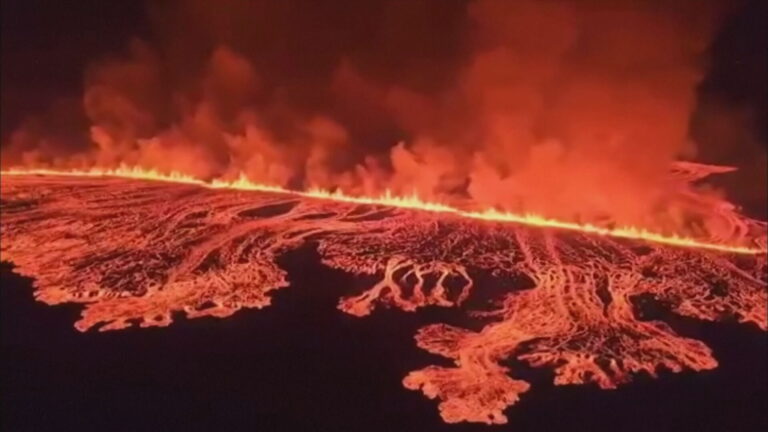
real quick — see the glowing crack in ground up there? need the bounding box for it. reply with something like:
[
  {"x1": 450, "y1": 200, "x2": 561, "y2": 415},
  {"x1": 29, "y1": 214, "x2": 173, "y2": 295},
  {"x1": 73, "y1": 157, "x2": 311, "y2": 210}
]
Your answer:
[{"x1": 1, "y1": 174, "x2": 766, "y2": 425}]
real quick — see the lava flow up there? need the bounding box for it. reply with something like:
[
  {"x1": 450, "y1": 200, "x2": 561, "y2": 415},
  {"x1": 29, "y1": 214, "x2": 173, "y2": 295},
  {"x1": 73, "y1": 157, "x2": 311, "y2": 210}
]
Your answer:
[
  {"x1": 1, "y1": 172, "x2": 766, "y2": 425},
  {"x1": 3, "y1": 166, "x2": 765, "y2": 254}
]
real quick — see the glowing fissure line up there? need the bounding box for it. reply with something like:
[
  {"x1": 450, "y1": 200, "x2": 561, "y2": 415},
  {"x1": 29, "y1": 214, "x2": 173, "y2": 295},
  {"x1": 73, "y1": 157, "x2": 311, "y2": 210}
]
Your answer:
[{"x1": 2, "y1": 166, "x2": 765, "y2": 255}]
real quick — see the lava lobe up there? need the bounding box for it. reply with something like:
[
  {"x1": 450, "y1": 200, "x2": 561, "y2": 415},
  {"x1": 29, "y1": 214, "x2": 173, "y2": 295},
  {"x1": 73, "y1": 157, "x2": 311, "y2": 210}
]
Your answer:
[{"x1": 1, "y1": 174, "x2": 766, "y2": 425}]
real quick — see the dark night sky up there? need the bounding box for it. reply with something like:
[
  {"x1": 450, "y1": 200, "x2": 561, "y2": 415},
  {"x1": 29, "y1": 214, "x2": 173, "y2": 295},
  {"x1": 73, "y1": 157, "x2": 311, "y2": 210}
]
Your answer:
[{"x1": 1, "y1": 0, "x2": 149, "y2": 136}]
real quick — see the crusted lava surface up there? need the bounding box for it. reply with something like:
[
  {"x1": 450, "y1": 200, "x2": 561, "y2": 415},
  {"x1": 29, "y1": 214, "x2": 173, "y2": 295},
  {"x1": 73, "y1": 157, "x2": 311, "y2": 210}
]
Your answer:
[{"x1": 1, "y1": 174, "x2": 766, "y2": 425}]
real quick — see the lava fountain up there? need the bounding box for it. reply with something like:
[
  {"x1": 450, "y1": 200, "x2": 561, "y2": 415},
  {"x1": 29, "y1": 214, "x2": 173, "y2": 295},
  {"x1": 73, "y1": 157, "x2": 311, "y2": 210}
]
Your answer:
[{"x1": 1, "y1": 169, "x2": 765, "y2": 425}]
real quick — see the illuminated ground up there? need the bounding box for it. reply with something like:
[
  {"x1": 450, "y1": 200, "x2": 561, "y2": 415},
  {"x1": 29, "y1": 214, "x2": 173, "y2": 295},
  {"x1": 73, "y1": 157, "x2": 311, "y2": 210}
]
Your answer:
[{"x1": 1, "y1": 174, "x2": 766, "y2": 425}]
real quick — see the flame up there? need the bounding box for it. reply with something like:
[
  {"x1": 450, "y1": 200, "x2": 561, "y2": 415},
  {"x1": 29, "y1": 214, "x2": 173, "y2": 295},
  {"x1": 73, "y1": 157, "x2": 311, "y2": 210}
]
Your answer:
[{"x1": 2, "y1": 165, "x2": 765, "y2": 255}]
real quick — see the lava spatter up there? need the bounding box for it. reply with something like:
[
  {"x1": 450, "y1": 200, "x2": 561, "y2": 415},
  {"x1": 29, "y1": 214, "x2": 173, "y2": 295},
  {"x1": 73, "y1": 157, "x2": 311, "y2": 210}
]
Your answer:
[{"x1": 1, "y1": 173, "x2": 766, "y2": 425}]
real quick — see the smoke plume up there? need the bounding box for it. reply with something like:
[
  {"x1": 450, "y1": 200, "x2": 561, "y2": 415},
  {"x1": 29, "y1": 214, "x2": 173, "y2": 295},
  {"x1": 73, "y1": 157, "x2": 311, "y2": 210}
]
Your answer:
[{"x1": 4, "y1": 0, "x2": 751, "y2": 230}]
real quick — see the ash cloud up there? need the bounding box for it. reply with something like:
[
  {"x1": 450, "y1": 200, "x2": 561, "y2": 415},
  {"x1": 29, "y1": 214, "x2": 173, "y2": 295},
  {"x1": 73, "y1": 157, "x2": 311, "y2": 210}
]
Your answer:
[{"x1": 4, "y1": 0, "x2": 757, "y2": 228}]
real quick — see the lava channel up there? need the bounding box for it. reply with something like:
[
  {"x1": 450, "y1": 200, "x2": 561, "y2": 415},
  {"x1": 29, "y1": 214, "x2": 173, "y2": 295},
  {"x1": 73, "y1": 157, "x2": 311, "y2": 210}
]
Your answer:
[{"x1": 1, "y1": 173, "x2": 766, "y2": 425}]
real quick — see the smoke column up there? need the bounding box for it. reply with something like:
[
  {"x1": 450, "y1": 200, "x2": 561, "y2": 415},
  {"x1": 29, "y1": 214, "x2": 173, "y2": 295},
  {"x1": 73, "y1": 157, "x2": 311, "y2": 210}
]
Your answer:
[{"x1": 3, "y1": 0, "x2": 762, "y2": 231}]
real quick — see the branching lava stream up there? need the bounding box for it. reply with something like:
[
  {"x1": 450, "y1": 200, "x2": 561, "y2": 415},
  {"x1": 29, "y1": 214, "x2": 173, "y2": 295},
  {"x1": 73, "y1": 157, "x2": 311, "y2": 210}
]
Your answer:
[{"x1": 1, "y1": 173, "x2": 766, "y2": 425}]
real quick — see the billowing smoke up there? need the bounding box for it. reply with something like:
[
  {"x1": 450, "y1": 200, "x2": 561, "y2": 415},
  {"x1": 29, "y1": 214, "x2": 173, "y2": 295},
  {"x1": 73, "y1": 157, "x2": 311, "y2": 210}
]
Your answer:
[{"x1": 3, "y1": 0, "x2": 754, "y2": 231}]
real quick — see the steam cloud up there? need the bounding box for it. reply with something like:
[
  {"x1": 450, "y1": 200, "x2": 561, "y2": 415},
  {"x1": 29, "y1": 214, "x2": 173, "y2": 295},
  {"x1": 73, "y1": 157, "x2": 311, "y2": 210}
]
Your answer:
[{"x1": 3, "y1": 0, "x2": 752, "y2": 229}]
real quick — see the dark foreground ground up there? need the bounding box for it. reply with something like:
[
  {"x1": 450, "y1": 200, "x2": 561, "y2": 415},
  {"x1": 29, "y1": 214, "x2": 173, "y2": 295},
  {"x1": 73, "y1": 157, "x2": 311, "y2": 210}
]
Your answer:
[{"x1": 2, "y1": 244, "x2": 767, "y2": 432}]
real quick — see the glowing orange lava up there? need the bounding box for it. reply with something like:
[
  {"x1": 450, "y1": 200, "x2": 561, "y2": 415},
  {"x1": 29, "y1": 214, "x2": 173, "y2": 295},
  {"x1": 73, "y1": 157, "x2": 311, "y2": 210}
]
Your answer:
[
  {"x1": 1, "y1": 173, "x2": 766, "y2": 425},
  {"x1": 2, "y1": 166, "x2": 764, "y2": 255}
]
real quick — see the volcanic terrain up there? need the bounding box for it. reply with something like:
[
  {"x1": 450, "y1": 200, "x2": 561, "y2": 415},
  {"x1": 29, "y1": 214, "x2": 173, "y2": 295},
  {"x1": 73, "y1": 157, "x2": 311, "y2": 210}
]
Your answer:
[{"x1": 1, "y1": 173, "x2": 766, "y2": 425}]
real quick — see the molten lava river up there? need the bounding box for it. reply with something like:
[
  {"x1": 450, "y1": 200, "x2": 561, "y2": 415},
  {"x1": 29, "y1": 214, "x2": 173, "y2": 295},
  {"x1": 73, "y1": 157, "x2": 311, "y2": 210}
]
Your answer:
[{"x1": 1, "y1": 172, "x2": 766, "y2": 425}]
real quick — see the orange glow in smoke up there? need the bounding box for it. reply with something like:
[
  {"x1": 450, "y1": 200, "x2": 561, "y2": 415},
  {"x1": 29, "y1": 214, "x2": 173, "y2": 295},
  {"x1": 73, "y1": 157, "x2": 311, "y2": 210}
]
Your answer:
[{"x1": 2, "y1": 165, "x2": 765, "y2": 255}]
